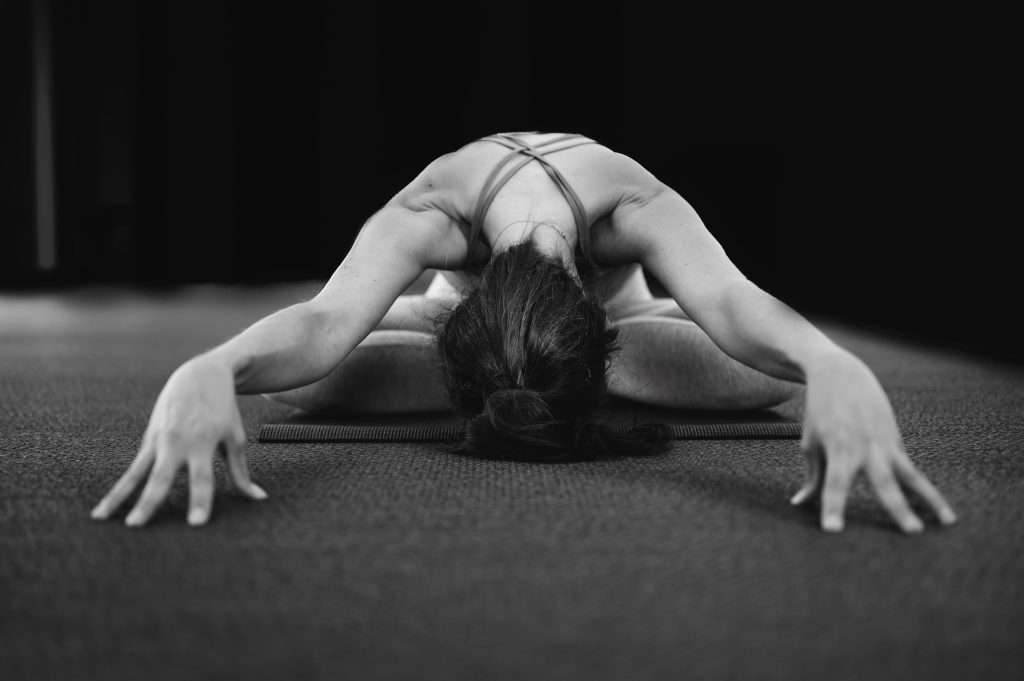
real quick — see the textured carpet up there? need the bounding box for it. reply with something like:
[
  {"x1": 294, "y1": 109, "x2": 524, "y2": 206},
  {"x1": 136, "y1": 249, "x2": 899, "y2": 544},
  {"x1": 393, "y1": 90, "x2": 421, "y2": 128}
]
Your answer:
[{"x1": 1, "y1": 283, "x2": 1022, "y2": 681}]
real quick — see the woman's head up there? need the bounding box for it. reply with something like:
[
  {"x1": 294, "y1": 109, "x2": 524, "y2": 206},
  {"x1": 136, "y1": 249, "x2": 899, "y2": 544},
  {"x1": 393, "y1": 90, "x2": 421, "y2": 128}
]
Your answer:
[{"x1": 435, "y1": 241, "x2": 669, "y2": 462}]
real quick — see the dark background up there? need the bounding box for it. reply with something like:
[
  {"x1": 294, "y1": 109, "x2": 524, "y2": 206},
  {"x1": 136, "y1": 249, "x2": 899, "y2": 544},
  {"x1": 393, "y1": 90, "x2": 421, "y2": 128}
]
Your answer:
[{"x1": 1, "y1": 1, "x2": 1016, "y2": 363}]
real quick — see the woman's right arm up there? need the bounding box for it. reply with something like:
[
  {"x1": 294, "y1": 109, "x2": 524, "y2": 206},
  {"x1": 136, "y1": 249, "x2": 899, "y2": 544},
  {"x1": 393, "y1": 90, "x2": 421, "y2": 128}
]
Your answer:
[
  {"x1": 203, "y1": 202, "x2": 459, "y2": 395},
  {"x1": 91, "y1": 198, "x2": 464, "y2": 528}
]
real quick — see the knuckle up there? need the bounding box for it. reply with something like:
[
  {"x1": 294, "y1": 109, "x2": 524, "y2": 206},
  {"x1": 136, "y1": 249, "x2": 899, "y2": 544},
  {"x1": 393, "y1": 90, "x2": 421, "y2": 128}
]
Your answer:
[
  {"x1": 824, "y1": 476, "x2": 846, "y2": 495},
  {"x1": 901, "y1": 466, "x2": 927, "y2": 489},
  {"x1": 191, "y1": 489, "x2": 212, "y2": 504},
  {"x1": 191, "y1": 468, "x2": 213, "y2": 485},
  {"x1": 874, "y1": 476, "x2": 901, "y2": 500},
  {"x1": 821, "y1": 496, "x2": 844, "y2": 514},
  {"x1": 880, "y1": 492, "x2": 911, "y2": 517},
  {"x1": 131, "y1": 495, "x2": 155, "y2": 512},
  {"x1": 896, "y1": 454, "x2": 922, "y2": 478},
  {"x1": 108, "y1": 482, "x2": 130, "y2": 499},
  {"x1": 149, "y1": 469, "x2": 175, "y2": 487},
  {"x1": 821, "y1": 479, "x2": 846, "y2": 502},
  {"x1": 230, "y1": 462, "x2": 251, "y2": 482},
  {"x1": 161, "y1": 424, "x2": 188, "y2": 442},
  {"x1": 870, "y1": 443, "x2": 899, "y2": 462},
  {"x1": 826, "y1": 460, "x2": 852, "y2": 483}
]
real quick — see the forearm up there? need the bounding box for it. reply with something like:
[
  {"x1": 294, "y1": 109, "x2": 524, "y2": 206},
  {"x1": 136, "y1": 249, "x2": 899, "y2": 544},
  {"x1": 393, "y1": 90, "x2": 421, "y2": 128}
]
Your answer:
[
  {"x1": 708, "y1": 281, "x2": 855, "y2": 384},
  {"x1": 195, "y1": 302, "x2": 354, "y2": 395}
]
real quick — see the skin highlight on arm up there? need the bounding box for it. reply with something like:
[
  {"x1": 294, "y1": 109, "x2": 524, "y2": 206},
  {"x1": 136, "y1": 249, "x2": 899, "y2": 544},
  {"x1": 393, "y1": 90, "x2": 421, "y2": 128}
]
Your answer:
[{"x1": 201, "y1": 201, "x2": 459, "y2": 396}]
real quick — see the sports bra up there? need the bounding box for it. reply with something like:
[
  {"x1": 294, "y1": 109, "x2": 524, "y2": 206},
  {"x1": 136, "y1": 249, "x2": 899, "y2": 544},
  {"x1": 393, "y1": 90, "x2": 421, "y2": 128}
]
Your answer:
[{"x1": 462, "y1": 131, "x2": 598, "y2": 273}]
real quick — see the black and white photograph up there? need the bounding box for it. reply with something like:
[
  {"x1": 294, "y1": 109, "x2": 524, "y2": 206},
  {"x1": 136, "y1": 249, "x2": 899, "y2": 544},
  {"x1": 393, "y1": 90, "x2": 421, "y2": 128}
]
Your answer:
[{"x1": 1, "y1": 1, "x2": 1020, "y2": 679}]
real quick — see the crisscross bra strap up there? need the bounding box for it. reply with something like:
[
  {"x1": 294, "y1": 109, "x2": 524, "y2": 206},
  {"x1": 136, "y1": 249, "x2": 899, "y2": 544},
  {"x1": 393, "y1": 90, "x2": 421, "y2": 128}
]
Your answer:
[{"x1": 468, "y1": 132, "x2": 598, "y2": 266}]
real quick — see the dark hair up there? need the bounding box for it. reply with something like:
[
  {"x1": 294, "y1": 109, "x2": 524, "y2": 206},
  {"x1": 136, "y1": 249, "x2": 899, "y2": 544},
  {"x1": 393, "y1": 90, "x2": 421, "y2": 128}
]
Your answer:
[{"x1": 434, "y1": 241, "x2": 670, "y2": 462}]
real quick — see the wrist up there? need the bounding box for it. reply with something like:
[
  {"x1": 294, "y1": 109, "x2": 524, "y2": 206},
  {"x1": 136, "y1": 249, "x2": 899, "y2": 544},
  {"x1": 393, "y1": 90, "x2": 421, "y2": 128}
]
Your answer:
[
  {"x1": 800, "y1": 345, "x2": 861, "y2": 382},
  {"x1": 187, "y1": 350, "x2": 247, "y2": 388}
]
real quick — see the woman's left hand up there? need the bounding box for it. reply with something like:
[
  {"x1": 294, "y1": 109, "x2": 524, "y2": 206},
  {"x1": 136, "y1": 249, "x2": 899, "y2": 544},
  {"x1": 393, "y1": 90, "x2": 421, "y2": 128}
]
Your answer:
[{"x1": 791, "y1": 351, "x2": 957, "y2": 533}]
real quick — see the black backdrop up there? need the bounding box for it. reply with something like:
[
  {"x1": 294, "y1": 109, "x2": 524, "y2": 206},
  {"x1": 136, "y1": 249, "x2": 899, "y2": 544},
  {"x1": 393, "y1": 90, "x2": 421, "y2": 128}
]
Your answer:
[{"x1": 1, "y1": 0, "x2": 1017, "y2": 363}]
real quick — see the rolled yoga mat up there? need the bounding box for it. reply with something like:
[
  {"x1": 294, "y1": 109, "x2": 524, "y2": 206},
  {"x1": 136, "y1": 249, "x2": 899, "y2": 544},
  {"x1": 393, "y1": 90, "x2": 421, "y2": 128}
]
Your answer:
[{"x1": 258, "y1": 403, "x2": 802, "y2": 443}]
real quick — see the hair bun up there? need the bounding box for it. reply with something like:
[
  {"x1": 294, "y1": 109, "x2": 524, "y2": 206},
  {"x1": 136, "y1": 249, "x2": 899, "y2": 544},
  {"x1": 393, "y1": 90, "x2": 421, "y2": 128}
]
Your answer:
[
  {"x1": 484, "y1": 388, "x2": 552, "y2": 430},
  {"x1": 461, "y1": 389, "x2": 671, "y2": 463},
  {"x1": 462, "y1": 388, "x2": 566, "y2": 460}
]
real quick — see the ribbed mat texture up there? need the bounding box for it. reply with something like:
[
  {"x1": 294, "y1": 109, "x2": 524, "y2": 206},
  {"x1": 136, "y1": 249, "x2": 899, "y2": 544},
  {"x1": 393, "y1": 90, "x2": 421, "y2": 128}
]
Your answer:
[{"x1": 257, "y1": 421, "x2": 803, "y2": 442}]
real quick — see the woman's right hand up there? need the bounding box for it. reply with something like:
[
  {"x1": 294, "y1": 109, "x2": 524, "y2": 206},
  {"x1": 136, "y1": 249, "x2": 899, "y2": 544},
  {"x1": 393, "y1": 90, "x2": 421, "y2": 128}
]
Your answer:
[{"x1": 90, "y1": 356, "x2": 268, "y2": 527}]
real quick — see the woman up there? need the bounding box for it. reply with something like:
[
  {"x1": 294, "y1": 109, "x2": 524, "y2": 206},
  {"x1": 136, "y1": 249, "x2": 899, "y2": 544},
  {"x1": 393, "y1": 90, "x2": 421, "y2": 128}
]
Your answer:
[{"x1": 90, "y1": 131, "x2": 957, "y2": 533}]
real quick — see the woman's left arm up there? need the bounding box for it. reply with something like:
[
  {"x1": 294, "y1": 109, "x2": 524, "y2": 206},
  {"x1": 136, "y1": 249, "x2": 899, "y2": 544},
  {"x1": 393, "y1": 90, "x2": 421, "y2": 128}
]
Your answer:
[{"x1": 611, "y1": 171, "x2": 957, "y2": 533}]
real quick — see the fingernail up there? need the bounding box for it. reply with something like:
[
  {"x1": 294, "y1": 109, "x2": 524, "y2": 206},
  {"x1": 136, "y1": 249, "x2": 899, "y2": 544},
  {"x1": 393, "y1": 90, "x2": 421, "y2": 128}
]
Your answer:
[
  {"x1": 789, "y1": 492, "x2": 802, "y2": 505},
  {"x1": 939, "y1": 508, "x2": 957, "y2": 525},
  {"x1": 822, "y1": 515, "x2": 843, "y2": 532},
  {"x1": 250, "y1": 484, "x2": 268, "y2": 500},
  {"x1": 187, "y1": 508, "x2": 207, "y2": 526},
  {"x1": 904, "y1": 517, "x2": 924, "y2": 533},
  {"x1": 90, "y1": 505, "x2": 105, "y2": 519},
  {"x1": 125, "y1": 513, "x2": 142, "y2": 527}
]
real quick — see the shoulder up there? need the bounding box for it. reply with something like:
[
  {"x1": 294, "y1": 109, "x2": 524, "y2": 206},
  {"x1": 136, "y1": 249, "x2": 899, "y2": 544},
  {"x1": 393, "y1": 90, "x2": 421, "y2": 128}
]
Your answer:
[
  {"x1": 602, "y1": 152, "x2": 670, "y2": 207},
  {"x1": 366, "y1": 152, "x2": 474, "y2": 270},
  {"x1": 386, "y1": 143, "x2": 504, "y2": 219},
  {"x1": 386, "y1": 151, "x2": 463, "y2": 211},
  {"x1": 588, "y1": 150, "x2": 672, "y2": 246},
  {"x1": 587, "y1": 153, "x2": 686, "y2": 265}
]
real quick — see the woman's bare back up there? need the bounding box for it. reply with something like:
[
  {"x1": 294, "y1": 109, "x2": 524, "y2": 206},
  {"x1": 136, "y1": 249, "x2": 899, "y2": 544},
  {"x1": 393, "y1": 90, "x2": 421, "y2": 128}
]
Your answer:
[{"x1": 393, "y1": 132, "x2": 659, "y2": 304}]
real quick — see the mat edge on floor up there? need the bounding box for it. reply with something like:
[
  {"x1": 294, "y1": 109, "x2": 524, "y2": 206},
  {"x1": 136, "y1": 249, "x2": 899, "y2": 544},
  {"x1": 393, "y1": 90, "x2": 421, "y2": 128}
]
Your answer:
[{"x1": 257, "y1": 421, "x2": 803, "y2": 442}]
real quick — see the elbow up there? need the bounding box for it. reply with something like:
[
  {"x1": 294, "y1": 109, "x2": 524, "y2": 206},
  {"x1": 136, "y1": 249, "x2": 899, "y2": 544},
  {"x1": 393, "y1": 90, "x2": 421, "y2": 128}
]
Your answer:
[
  {"x1": 303, "y1": 300, "x2": 347, "y2": 339},
  {"x1": 684, "y1": 281, "x2": 751, "y2": 353}
]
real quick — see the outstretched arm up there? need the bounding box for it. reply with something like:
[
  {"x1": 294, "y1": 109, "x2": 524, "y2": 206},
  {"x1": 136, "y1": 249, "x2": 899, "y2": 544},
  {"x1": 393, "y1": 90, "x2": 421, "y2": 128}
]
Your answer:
[
  {"x1": 205, "y1": 203, "x2": 454, "y2": 394},
  {"x1": 611, "y1": 158, "x2": 956, "y2": 533},
  {"x1": 91, "y1": 197, "x2": 459, "y2": 528}
]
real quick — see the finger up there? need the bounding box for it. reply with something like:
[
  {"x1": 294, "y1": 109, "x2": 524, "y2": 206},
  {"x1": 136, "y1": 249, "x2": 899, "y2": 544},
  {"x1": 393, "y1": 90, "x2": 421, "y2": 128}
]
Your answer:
[
  {"x1": 222, "y1": 433, "x2": 268, "y2": 501},
  {"x1": 791, "y1": 448, "x2": 823, "y2": 506},
  {"x1": 866, "y1": 454, "x2": 924, "y2": 533},
  {"x1": 188, "y1": 455, "x2": 215, "y2": 526},
  {"x1": 125, "y1": 455, "x2": 179, "y2": 527},
  {"x1": 91, "y1": 443, "x2": 156, "y2": 520},
  {"x1": 893, "y1": 455, "x2": 957, "y2": 526},
  {"x1": 820, "y1": 456, "x2": 854, "y2": 532}
]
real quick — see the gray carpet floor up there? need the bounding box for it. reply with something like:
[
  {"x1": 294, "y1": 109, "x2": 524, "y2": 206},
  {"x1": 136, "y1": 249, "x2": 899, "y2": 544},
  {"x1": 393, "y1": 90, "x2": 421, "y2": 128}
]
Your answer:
[{"x1": 2, "y1": 282, "x2": 1022, "y2": 681}]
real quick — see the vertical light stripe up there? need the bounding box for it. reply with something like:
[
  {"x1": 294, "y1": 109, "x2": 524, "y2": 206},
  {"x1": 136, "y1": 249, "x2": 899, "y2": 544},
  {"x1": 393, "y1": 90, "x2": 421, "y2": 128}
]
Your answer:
[{"x1": 31, "y1": 0, "x2": 57, "y2": 271}]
